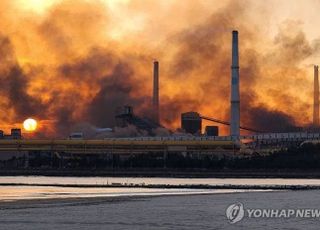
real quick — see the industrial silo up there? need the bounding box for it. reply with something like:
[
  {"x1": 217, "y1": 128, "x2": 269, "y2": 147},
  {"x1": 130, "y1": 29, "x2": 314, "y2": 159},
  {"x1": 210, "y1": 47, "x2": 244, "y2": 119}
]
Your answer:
[{"x1": 181, "y1": 112, "x2": 202, "y2": 134}]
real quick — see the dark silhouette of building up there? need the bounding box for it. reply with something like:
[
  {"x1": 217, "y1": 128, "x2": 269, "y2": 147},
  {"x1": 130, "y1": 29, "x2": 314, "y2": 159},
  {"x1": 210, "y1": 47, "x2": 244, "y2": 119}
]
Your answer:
[
  {"x1": 181, "y1": 112, "x2": 202, "y2": 135},
  {"x1": 205, "y1": 126, "x2": 219, "y2": 136},
  {"x1": 0, "y1": 129, "x2": 22, "y2": 139},
  {"x1": 115, "y1": 105, "x2": 162, "y2": 134}
]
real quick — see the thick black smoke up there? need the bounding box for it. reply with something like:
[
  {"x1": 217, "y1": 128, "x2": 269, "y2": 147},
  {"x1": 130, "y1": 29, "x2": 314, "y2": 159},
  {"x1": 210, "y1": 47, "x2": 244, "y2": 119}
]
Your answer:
[
  {"x1": 245, "y1": 107, "x2": 298, "y2": 132},
  {"x1": 0, "y1": 35, "x2": 47, "y2": 121},
  {"x1": 87, "y1": 62, "x2": 150, "y2": 127},
  {"x1": 0, "y1": 0, "x2": 318, "y2": 137}
]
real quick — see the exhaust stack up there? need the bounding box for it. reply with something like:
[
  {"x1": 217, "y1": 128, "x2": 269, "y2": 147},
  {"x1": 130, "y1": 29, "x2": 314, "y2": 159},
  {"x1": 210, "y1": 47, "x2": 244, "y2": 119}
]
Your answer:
[
  {"x1": 314, "y1": 65, "x2": 319, "y2": 126},
  {"x1": 230, "y1": 30, "x2": 240, "y2": 138},
  {"x1": 153, "y1": 60, "x2": 160, "y2": 124}
]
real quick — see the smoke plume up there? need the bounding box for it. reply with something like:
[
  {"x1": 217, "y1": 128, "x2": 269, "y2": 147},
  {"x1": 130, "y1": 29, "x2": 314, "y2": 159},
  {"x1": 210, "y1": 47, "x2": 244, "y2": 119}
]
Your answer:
[{"x1": 0, "y1": 0, "x2": 318, "y2": 137}]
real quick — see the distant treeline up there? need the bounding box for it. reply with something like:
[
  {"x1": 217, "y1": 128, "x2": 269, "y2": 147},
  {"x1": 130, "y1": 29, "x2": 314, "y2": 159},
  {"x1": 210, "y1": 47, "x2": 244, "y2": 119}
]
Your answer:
[{"x1": 1, "y1": 143, "x2": 320, "y2": 170}]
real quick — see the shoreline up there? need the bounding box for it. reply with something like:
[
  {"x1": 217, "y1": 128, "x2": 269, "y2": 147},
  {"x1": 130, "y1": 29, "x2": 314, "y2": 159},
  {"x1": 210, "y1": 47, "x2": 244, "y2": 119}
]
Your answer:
[{"x1": 0, "y1": 182, "x2": 318, "y2": 190}]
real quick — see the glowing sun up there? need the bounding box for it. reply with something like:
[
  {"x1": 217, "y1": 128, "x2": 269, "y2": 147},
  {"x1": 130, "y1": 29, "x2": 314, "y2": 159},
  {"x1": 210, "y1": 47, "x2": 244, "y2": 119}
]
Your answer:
[{"x1": 23, "y1": 118, "x2": 38, "y2": 132}]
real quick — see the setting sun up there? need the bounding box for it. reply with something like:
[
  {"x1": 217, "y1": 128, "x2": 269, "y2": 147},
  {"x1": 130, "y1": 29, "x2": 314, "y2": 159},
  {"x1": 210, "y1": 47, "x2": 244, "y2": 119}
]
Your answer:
[{"x1": 23, "y1": 118, "x2": 38, "y2": 132}]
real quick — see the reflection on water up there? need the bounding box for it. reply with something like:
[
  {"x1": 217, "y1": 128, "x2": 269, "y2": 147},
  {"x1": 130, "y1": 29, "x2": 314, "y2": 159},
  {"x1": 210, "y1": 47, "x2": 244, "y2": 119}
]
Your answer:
[
  {"x1": 0, "y1": 186, "x2": 254, "y2": 202},
  {"x1": 1, "y1": 176, "x2": 319, "y2": 201}
]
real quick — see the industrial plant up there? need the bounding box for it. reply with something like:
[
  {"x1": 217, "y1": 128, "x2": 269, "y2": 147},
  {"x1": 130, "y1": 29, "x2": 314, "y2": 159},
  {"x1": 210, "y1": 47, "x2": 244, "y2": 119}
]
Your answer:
[{"x1": 0, "y1": 30, "x2": 319, "y2": 170}]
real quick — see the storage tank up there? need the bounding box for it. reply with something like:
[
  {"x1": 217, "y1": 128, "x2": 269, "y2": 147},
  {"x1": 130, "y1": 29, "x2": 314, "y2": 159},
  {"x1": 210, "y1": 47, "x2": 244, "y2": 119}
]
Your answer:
[
  {"x1": 205, "y1": 126, "x2": 219, "y2": 136},
  {"x1": 181, "y1": 112, "x2": 202, "y2": 135}
]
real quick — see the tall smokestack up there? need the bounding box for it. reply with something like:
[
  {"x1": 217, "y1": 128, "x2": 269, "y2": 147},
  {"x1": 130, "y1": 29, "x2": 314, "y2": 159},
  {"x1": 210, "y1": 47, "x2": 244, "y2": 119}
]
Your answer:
[
  {"x1": 153, "y1": 60, "x2": 160, "y2": 124},
  {"x1": 313, "y1": 65, "x2": 319, "y2": 126},
  {"x1": 230, "y1": 30, "x2": 240, "y2": 138}
]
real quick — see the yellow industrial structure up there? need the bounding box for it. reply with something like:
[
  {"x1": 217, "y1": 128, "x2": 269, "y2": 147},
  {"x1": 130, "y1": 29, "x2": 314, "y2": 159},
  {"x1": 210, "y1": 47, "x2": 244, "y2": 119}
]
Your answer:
[{"x1": 0, "y1": 139, "x2": 237, "y2": 155}]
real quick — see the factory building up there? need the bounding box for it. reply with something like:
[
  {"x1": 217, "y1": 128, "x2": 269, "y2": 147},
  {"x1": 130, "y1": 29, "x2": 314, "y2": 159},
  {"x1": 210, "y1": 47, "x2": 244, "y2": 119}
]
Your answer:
[
  {"x1": 0, "y1": 129, "x2": 22, "y2": 139},
  {"x1": 181, "y1": 112, "x2": 202, "y2": 135},
  {"x1": 115, "y1": 105, "x2": 161, "y2": 134},
  {"x1": 205, "y1": 126, "x2": 219, "y2": 136}
]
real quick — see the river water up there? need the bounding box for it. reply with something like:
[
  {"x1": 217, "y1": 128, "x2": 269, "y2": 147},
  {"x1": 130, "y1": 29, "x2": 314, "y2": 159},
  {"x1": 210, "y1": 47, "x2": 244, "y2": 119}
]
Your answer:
[
  {"x1": 0, "y1": 176, "x2": 319, "y2": 229},
  {"x1": 0, "y1": 176, "x2": 276, "y2": 201},
  {"x1": 0, "y1": 176, "x2": 319, "y2": 201}
]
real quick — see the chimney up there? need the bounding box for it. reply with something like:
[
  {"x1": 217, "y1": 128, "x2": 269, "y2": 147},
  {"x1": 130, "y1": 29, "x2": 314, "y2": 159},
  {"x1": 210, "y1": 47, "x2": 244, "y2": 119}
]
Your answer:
[
  {"x1": 314, "y1": 65, "x2": 319, "y2": 126},
  {"x1": 153, "y1": 60, "x2": 160, "y2": 124},
  {"x1": 230, "y1": 30, "x2": 240, "y2": 138}
]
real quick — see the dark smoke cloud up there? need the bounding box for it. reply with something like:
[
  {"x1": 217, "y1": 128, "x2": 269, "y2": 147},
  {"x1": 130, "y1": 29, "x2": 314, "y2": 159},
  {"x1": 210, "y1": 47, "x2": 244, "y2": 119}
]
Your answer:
[
  {"x1": 6, "y1": 66, "x2": 47, "y2": 119},
  {"x1": 245, "y1": 107, "x2": 297, "y2": 132},
  {"x1": 87, "y1": 61, "x2": 148, "y2": 127},
  {"x1": 54, "y1": 48, "x2": 154, "y2": 133},
  {"x1": 0, "y1": 35, "x2": 47, "y2": 121},
  {"x1": 0, "y1": 0, "x2": 318, "y2": 137}
]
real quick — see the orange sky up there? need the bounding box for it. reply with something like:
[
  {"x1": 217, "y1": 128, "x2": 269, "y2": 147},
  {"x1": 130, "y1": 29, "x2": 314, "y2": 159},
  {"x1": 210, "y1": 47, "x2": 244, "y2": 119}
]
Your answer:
[{"x1": 0, "y1": 0, "x2": 319, "y2": 137}]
